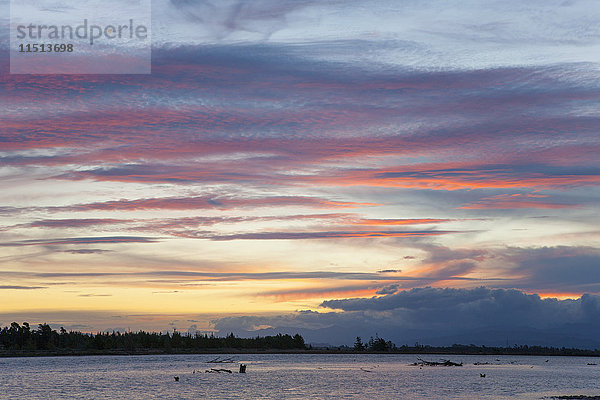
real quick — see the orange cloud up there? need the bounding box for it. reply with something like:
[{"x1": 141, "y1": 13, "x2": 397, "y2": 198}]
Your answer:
[
  {"x1": 353, "y1": 218, "x2": 454, "y2": 226},
  {"x1": 459, "y1": 193, "x2": 578, "y2": 209}
]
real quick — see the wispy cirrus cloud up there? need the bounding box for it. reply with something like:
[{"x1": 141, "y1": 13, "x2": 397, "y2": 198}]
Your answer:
[
  {"x1": 2, "y1": 49, "x2": 598, "y2": 178},
  {"x1": 2, "y1": 214, "x2": 464, "y2": 240},
  {"x1": 351, "y1": 218, "x2": 455, "y2": 226},
  {"x1": 201, "y1": 230, "x2": 455, "y2": 241},
  {"x1": 61, "y1": 249, "x2": 112, "y2": 254},
  {"x1": 0, "y1": 236, "x2": 160, "y2": 247},
  {"x1": 259, "y1": 284, "x2": 377, "y2": 301},
  {"x1": 54, "y1": 196, "x2": 375, "y2": 212},
  {"x1": 27, "y1": 219, "x2": 130, "y2": 228},
  {"x1": 307, "y1": 163, "x2": 600, "y2": 191},
  {"x1": 0, "y1": 285, "x2": 47, "y2": 290},
  {"x1": 0, "y1": 196, "x2": 376, "y2": 216},
  {"x1": 0, "y1": 269, "x2": 490, "y2": 283}
]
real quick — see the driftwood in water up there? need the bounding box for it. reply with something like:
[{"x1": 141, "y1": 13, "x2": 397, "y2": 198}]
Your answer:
[
  {"x1": 206, "y1": 368, "x2": 233, "y2": 373},
  {"x1": 207, "y1": 356, "x2": 236, "y2": 363},
  {"x1": 412, "y1": 358, "x2": 463, "y2": 367}
]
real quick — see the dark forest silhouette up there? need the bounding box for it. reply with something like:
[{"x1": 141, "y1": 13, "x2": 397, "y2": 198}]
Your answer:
[
  {"x1": 0, "y1": 322, "x2": 305, "y2": 353},
  {"x1": 351, "y1": 335, "x2": 600, "y2": 356},
  {"x1": 2, "y1": 322, "x2": 599, "y2": 357}
]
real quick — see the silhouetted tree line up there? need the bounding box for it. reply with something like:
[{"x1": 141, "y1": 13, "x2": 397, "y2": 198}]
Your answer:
[
  {"x1": 351, "y1": 335, "x2": 600, "y2": 356},
  {"x1": 353, "y1": 335, "x2": 397, "y2": 352},
  {"x1": 3, "y1": 323, "x2": 599, "y2": 356},
  {"x1": 400, "y1": 343, "x2": 600, "y2": 356},
  {"x1": 0, "y1": 322, "x2": 306, "y2": 352}
]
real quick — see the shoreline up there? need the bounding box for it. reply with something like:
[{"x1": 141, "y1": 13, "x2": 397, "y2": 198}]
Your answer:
[{"x1": 2, "y1": 348, "x2": 600, "y2": 358}]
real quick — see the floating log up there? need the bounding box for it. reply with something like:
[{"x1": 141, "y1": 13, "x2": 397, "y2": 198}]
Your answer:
[
  {"x1": 207, "y1": 356, "x2": 236, "y2": 363},
  {"x1": 209, "y1": 368, "x2": 232, "y2": 373},
  {"x1": 411, "y1": 358, "x2": 463, "y2": 367}
]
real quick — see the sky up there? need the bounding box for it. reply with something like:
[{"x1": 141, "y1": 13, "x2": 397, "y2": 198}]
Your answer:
[{"x1": 1, "y1": 0, "x2": 600, "y2": 347}]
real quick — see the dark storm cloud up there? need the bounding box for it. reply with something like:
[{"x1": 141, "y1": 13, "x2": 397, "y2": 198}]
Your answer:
[
  {"x1": 214, "y1": 287, "x2": 600, "y2": 348},
  {"x1": 320, "y1": 286, "x2": 500, "y2": 311},
  {"x1": 375, "y1": 284, "x2": 399, "y2": 295},
  {"x1": 504, "y1": 246, "x2": 600, "y2": 292}
]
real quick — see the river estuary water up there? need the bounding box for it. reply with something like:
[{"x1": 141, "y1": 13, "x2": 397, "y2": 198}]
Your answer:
[{"x1": 1, "y1": 353, "x2": 599, "y2": 399}]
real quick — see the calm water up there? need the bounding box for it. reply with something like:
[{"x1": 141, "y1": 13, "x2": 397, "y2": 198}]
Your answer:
[{"x1": 1, "y1": 353, "x2": 599, "y2": 399}]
